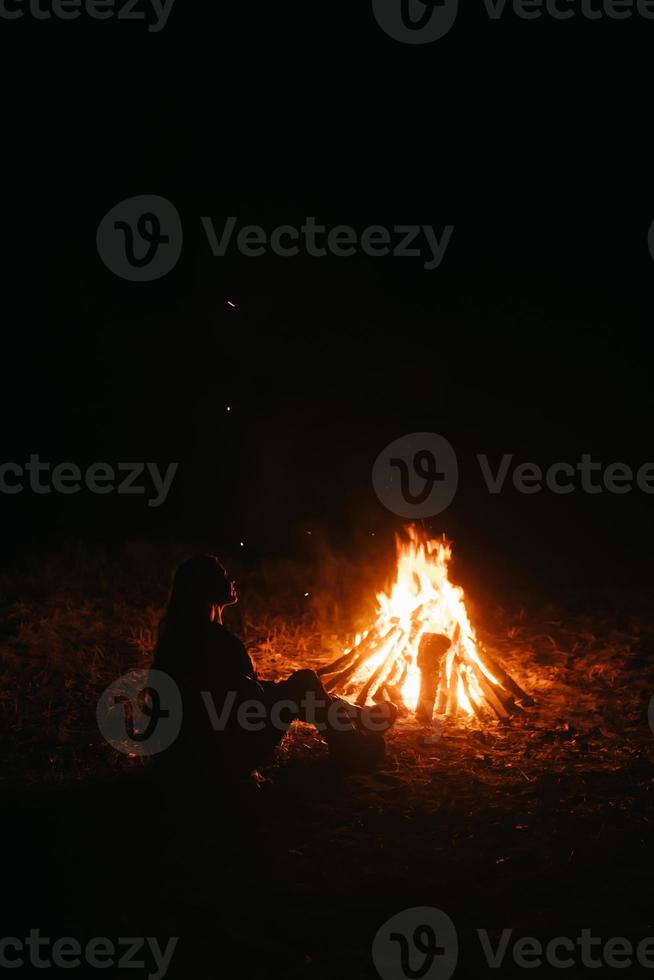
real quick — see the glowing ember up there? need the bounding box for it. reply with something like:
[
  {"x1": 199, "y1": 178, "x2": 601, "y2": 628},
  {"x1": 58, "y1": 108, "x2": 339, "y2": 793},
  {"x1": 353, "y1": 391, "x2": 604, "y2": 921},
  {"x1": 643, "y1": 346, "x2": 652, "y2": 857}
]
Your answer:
[{"x1": 319, "y1": 525, "x2": 532, "y2": 723}]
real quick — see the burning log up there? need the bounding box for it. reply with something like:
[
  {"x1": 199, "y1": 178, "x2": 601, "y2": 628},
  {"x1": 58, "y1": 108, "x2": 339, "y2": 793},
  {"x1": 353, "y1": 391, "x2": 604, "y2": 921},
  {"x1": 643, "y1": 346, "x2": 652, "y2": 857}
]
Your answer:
[
  {"x1": 446, "y1": 662, "x2": 459, "y2": 718},
  {"x1": 463, "y1": 655, "x2": 512, "y2": 721},
  {"x1": 317, "y1": 628, "x2": 382, "y2": 677},
  {"x1": 383, "y1": 656, "x2": 403, "y2": 690},
  {"x1": 435, "y1": 656, "x2": 449, "y2": 715},
  {"x1": 415, "y1": 632, "x2": 451, "y2": 723},
  {"x1": 460, "y1": 671, "x2": 485, "y2": 723},
  {"x1": 382, "y1": 660, "x2": 410, "y2": 714},
  {"x1": 316, "y1": 646, "x2": 360, "y2": 679},
  {"x1": 477, "y1": 646, "x2": 535, "y2": 708},
  {"x1": 355, "y1": 649, "x2": 396, "y2": 705},
  {"x1": 382, "y1": 684, "x2": 410, "y2": 715},
  {"x1": 322, "y1": 629, "x2": 392, "y2": 692}
]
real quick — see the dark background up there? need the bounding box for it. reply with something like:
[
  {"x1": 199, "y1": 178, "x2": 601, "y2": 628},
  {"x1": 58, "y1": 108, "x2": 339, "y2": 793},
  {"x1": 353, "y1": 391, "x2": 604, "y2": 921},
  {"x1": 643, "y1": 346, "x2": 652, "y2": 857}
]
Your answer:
[
  {"x1": 1, "y1": 7, "x2": 653, "y2": 977},
  {"x1": 0, "y1": 0, "x2": 651, "y2": 602}
]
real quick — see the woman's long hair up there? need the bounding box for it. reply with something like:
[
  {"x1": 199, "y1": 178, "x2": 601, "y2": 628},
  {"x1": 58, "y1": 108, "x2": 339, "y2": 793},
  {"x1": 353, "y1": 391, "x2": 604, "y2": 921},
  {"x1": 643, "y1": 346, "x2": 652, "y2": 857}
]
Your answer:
[{"x1": 153, "y1": 555, "x2": 231, "y2": 676}]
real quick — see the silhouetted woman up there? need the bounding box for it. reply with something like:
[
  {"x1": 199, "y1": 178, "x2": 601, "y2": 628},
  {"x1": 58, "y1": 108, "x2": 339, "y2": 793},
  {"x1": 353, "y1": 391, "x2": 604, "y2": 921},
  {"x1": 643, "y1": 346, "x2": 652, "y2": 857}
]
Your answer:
[{"x1": 151, "y1": 555, "x2": 395, "y2": 786}]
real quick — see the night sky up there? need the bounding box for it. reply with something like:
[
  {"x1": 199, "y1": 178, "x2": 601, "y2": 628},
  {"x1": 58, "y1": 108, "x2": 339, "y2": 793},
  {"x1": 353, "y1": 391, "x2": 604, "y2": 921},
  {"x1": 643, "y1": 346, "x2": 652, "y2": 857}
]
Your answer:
[
  {"x1": 1, "y1": 2, "x2": 651, "y2": 602},
  {"x1": 0, "y1": 199, "x2": 649, "y2": 599}
]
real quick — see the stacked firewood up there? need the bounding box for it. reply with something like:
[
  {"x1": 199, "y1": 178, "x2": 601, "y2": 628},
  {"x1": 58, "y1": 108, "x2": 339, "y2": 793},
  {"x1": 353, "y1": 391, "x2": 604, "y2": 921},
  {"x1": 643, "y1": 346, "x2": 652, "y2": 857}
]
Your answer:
[{"x1": 318, "y1": 622, "x2": 533, "y2": 723}]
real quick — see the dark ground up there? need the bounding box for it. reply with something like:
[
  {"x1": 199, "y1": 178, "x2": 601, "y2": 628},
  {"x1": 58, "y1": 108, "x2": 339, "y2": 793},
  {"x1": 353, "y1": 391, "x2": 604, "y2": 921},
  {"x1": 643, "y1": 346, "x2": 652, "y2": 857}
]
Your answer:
[{"x1": 3, "y1": 546, "x2": 654, "y2": 979}]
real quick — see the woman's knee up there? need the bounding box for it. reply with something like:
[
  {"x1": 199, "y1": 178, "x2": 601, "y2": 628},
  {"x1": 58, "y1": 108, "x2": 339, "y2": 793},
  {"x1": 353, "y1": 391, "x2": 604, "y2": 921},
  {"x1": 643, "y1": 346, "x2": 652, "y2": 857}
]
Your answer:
[
  {"x1": 286, "y1": 669, "x2": 324, "y2": 699},
  {"x1": 292, "y1": 668, "x2": 319, "y2": 684}
]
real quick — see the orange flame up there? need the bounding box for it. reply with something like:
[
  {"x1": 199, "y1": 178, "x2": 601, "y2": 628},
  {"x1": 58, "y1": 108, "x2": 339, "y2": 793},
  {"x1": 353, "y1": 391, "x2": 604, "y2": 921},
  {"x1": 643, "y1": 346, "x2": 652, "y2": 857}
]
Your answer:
[{"x1": 342, "y1": 526, "x2": 496, "y2": 717}]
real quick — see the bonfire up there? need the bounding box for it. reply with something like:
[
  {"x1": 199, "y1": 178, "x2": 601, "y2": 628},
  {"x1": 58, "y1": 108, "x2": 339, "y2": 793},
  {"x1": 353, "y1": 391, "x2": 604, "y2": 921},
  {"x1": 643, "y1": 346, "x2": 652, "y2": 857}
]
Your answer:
[{"x1": 319, "y1": 526, "x2": 533, "y2": 722}]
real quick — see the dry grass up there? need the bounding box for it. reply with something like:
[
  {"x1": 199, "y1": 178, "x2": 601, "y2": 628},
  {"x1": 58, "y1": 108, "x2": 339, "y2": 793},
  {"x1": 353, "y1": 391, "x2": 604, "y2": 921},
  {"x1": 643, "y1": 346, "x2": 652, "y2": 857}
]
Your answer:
[{"x1": 2, "y1": 540, "x2": 654, "y2": 791}]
